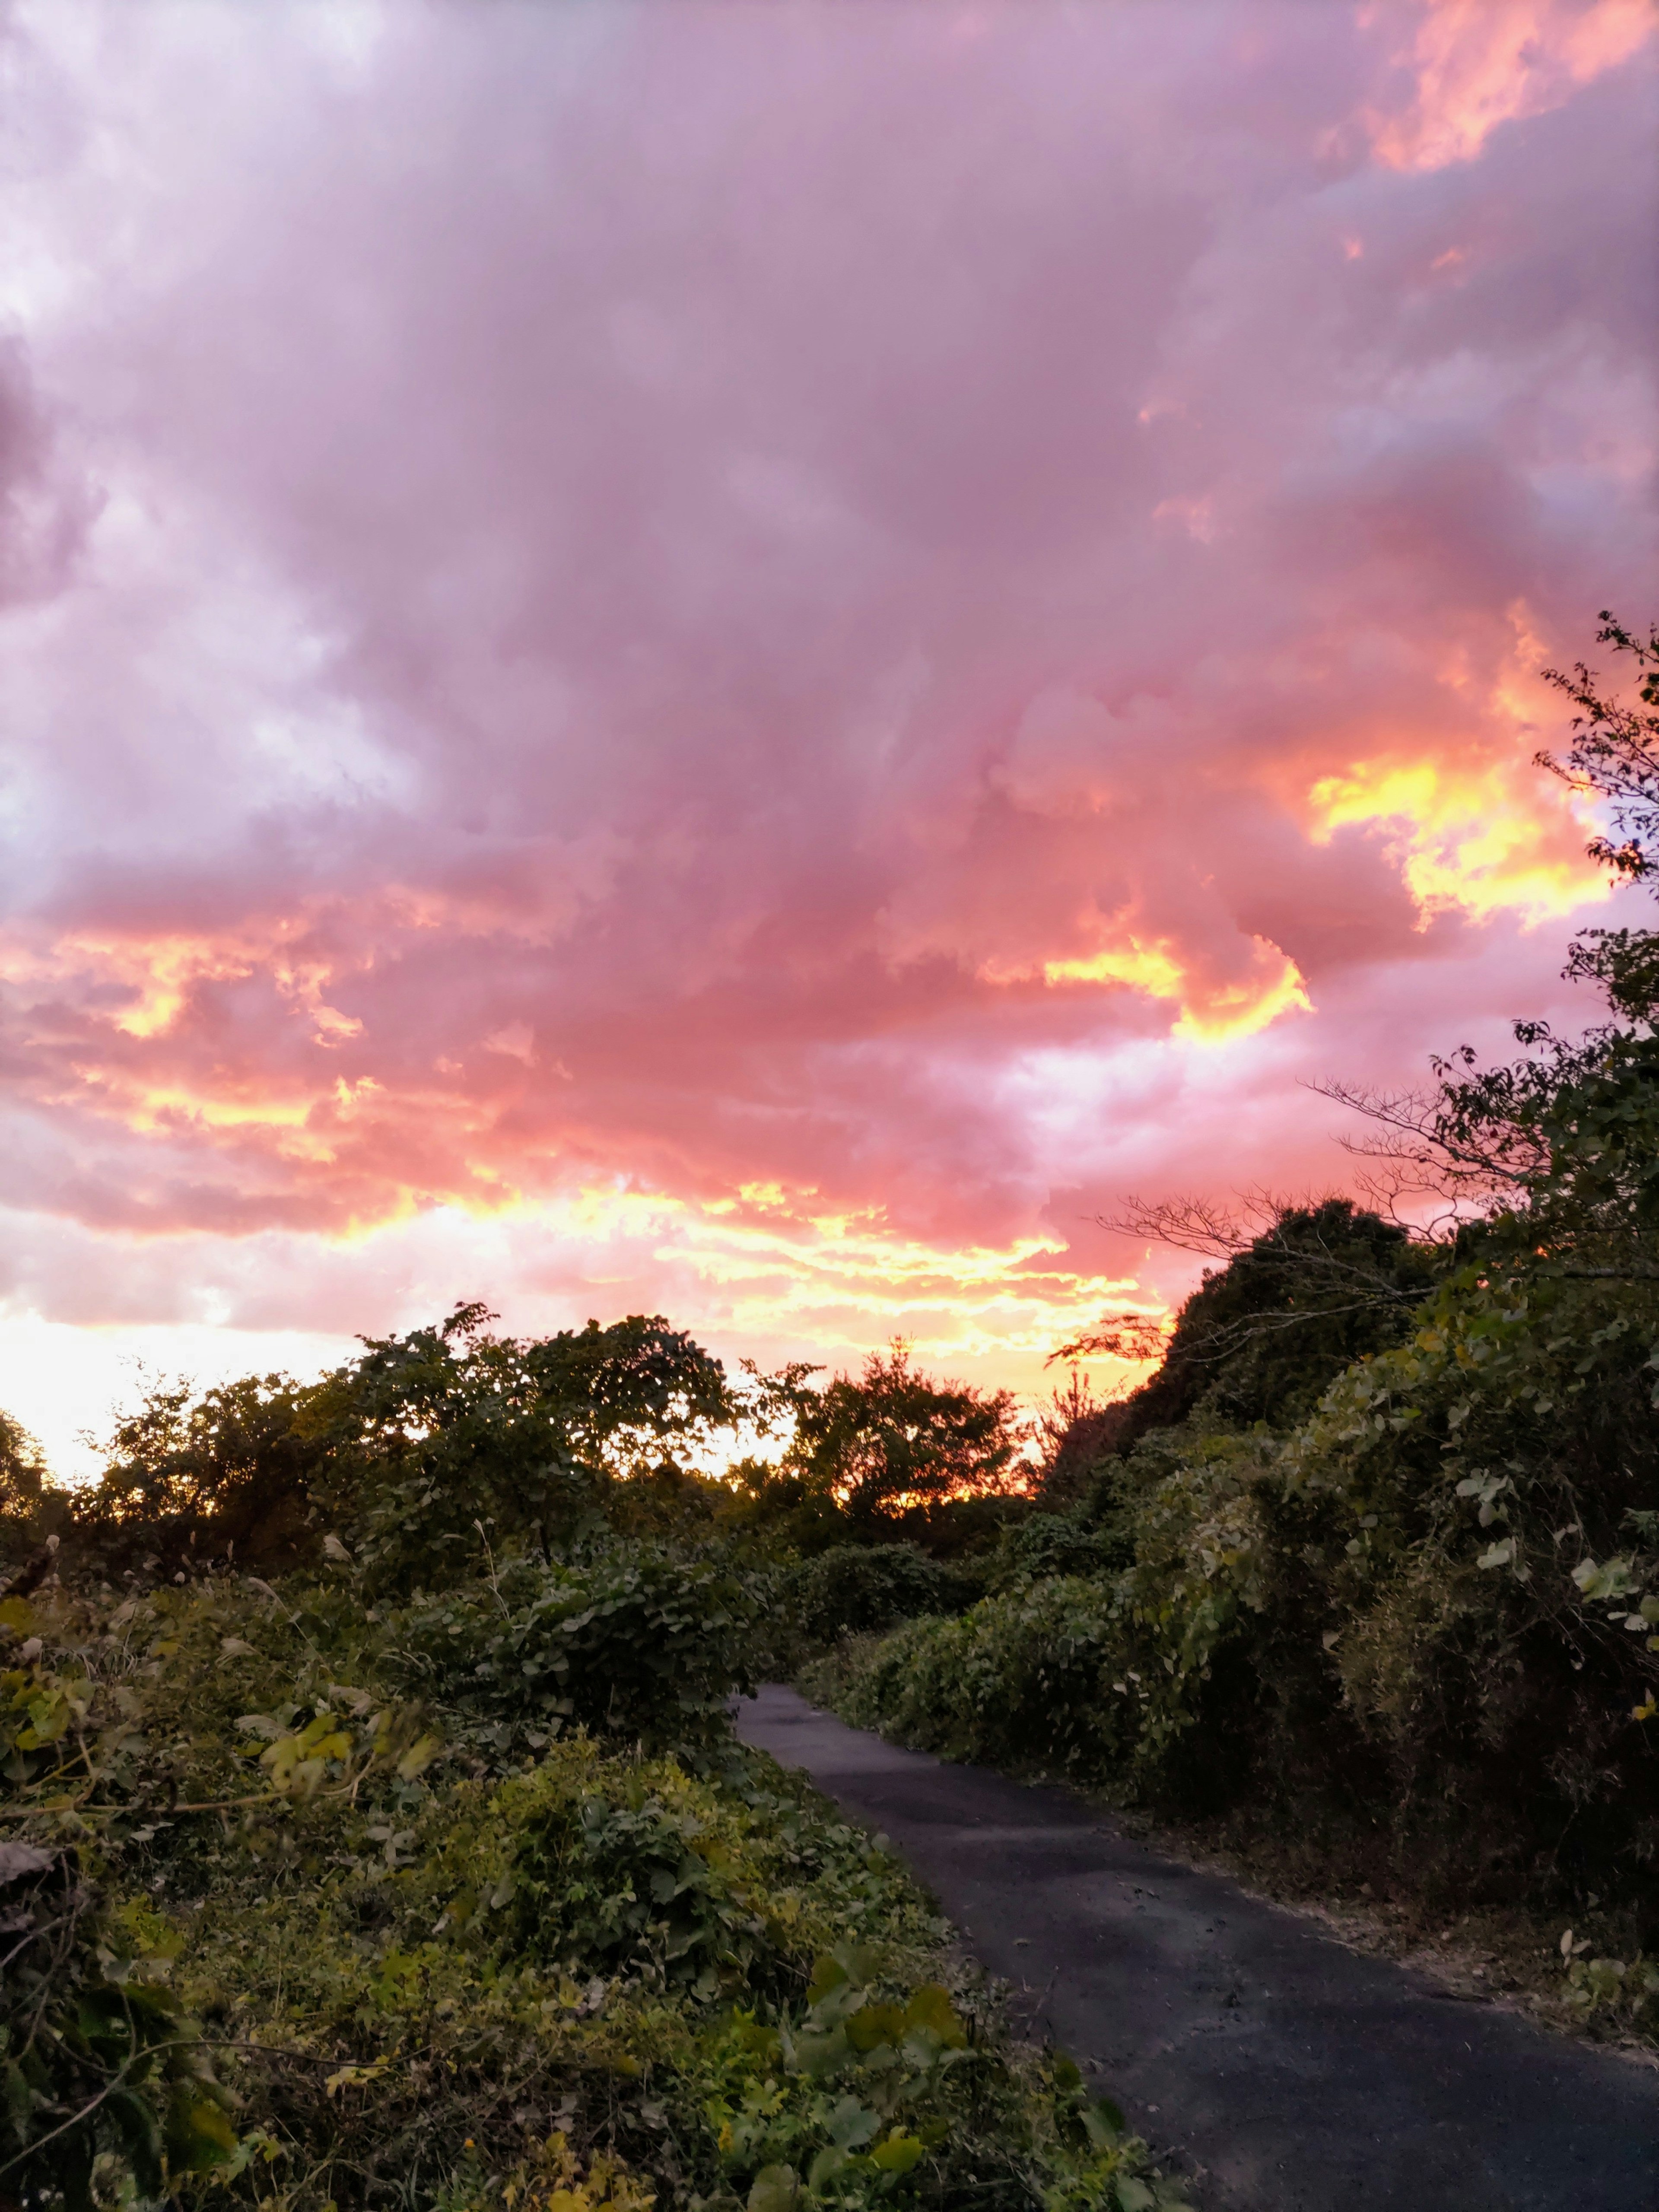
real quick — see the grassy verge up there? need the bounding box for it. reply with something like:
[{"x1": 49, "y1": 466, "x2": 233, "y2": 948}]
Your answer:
[{"x1": 2, "y1": 1573, "x2": 1195, "y2": 2212}]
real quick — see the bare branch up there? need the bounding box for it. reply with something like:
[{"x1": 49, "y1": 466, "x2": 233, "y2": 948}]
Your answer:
[
  {"x1": 1048, "y1": 1312, "x2": 1171, "y2": 1367},
  {"x1": 1098, "y1": 1192, "x2": 1257, "y2": 1258}
]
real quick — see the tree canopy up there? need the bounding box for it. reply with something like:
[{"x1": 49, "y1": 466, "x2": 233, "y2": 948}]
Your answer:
[{"x1": 785, "y1": 1344, "x2": 1020, "y2": 1523}]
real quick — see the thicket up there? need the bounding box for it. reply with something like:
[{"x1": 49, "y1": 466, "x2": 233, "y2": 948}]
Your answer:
[
  {"x1": 783, "y1": 1550, "x2": 976, "y2": 1651},
  {"x1": 806, "y1": 617, "x2": 1659, "y2": 2034},
  {"x1": 0, "y1": 1310, "x2": 1186, "y2": 2212}
]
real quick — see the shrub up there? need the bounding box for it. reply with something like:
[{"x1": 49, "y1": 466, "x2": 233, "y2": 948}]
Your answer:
[
  {"x1": 0, "y1": 1570, "x2": 1185, "y2": 2212},
  {"x1": 987, "y1": 1511, "x2": 1130, "y2": 1590},
  {"x1": 511, "y1": 1781, "x2": 779, "y2": 1996},
  {"x1": 381, "y1": 1546, "x2": 768, "y2": 1756},
  {"x1": 788, "y1": 1545, "x2": 973, "y2": 1648},
  {"x1": 814, "y1": 1281, "x2": 1659, "y2": 1907}
]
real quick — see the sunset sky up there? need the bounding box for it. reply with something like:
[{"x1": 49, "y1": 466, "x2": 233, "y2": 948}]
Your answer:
[{"x1": 1, "y1": 0, "x2": 1655, "y2": 1474}]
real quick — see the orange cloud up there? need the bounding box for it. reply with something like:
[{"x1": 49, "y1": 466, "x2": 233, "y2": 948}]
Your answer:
[
  {"x1": 988, "y1": 930, "x2": 1310, "y2": 1046},
  {"x1": 1367, "y1": 0, "x2": 1654, "y2": 172},
  {"x1": 2, "y1": 917, "x2": 363, "y2": 1047},
  {"x1": 1306, "y1": 757, "x2": 1608, "y2": 927},
  {"x1": 505, "y1": 1180, "x2": 1164, "y2": 1390}
]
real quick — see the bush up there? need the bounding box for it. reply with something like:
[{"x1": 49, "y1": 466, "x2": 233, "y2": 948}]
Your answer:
[
  {"x1": 987, "y1": 1512, "x2": 1130, "y2": 1590},
  {"x1": 512, "y1": 1780, "x2": 779, "y2": 1996},
  {"x1": 381, "y1": 1545, "x2": 768, "y2": 1756},
  {"x1": 788, "y1": 1544, "x2": 974, "y2": 1648},
  {"x1": 813, "y1": 1270, "x2": 1659, "y2": 1911},
  {"x1": 0, "y1": 1568, "x2": 1187, "y2": 2212}
]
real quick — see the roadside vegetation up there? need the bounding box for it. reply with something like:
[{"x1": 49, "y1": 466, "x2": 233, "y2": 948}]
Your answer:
[
  {"x1": 0, "y1": 1316, "x2": 1183, "y2": 2212},
  {"x1": 804, "y1": 615, "x2": 1659, "y2": 2044}
]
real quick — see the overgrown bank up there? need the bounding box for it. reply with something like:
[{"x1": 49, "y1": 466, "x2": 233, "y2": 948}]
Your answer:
[{"x1": 0, "y1": 1315, "x2": 1185, "y2": 2212}]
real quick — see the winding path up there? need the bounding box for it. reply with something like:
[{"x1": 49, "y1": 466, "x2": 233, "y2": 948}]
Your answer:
[{"x1": 735, "y1": 1684, "x2": 1659, "y2": 2212}]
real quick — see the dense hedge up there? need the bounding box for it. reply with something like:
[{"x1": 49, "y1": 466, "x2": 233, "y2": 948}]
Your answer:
[
  {"x1": 785, "y1": 1545, "x2": 975, "y2": 1649},
  {"x1": 808, "y1": 1272, "x2": 1659, "y2": 1910}
]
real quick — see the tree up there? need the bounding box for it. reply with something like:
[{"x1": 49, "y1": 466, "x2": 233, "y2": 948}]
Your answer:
[
  {"x1": 524, "y1": 1312, "x2": 735, "y2": 1471},
  {"x1": 65, "y1": 1307, "x2": 745, "y2": 1587},
  {"x1": 0, "y1": 1407, "x2": 56, "y2": 1570},
  {"x1": 0, "y1": 1406, "x2": 46, "y2": 1513},
  {"x1": 1316, "y1": 613, "x2": 1659, "y2": 1269},
  {"x1": 1061, "y1": 1200, "x2": 1436, "y2": 1452},
  {"x1": 72, "y1": 1371, "x2": 327, "y2": 1575},
  {"x1": 312, "y1": 1306, "x2": 741, "y2": 1589},
  {"x1": 786, "y1": 1343, "x2": 1020, "y2": 1523},
  {"x1": 1537, "y1": 610, "x2": 1659, "y2": 885}
]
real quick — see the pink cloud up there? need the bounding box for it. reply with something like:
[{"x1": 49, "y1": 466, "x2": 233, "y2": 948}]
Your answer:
[{"x1": 0, "y1": 0, "x2": 1653, "y2": 1462}]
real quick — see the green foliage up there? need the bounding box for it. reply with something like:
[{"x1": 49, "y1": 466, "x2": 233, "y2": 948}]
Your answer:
[
  {"x1": 70, "y1": 1372, "x2": 332, "y2": 1579},
  {"x1": 50, "y1": 1307, "x2": 750, "y2": 1595},
  {"x1": 381, "y1": 1546, "x2": 767, "y2": 1757},
  {"x1": 0, "y1": 1362, "x2": 1177, "y2": 2212},
  {"x1": 0, "y1": 1412, "x2": 51, "y2": 1567},
  {"x1": 694, "y1": 1948, "x2": 1189, "y2": 2212},
  {"x1": 786, "y1": 1348, "x2": 1020, "y2": 1526},
  {"x1": 787, "y1": 1547, "x2": 972, "y2": 1649},
  {"x1": 519, "y1": 1315, "x2": 736, "y2": 1464},
  {"x1": 806, "y1": 1443, "x2": 1273, "y2": 1802},
  {"x1": 986, "y1": 1513, "x2": 1129, "y2": 1592},
  {"x1": 512, "y1": 1782, "x2": 779, "y2": 1996},
  {"x1": 0, "y1": 1576, "x2": 1180, "y2": 2212},
  {"x1": 1090, "y1": 1202, "x2": 1434, "y2": 1453},
  {"x1": 0, "y1": 1844, "x2": 241, "y2": 2212},
  {"x1": 814, "y1": 1256, "x2": 1659, "y2": 1890},
  {"x1": 1555, "y1": 1922, "x2": 1659, "y2": 2029},
  {"x1": 312, "y1": 1308, "x2": 617, "y2": 1592}
]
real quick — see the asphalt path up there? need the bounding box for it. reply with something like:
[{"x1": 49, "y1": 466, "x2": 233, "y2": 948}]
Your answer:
[{"x1": 734, "y1": 1683, "x2": 1659, "y2": 2212}]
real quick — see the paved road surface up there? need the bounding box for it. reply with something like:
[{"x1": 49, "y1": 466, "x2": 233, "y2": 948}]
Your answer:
[{"x1": 734, "y1": 1683, "x2": 1659, "y2": 2212}]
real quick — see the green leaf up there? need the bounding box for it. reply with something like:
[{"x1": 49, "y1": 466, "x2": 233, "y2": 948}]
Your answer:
[
  {"x1": 807, "y1": 2147, "x2": 849, "y2": 2192},
  {"x1": 825, "y1": 2097, "x2": 877, "y2": 2152},
  {"x1": 396, "y1": 1732, "x2": 442, "y2": 1781},
  {"x1": 1573, "y1": 1555, "x2": 1636, "y2": 1601},
  {"x1": 793, "y1": 2028, "x2": 852, "y2": 2081},
  {"x1": 747, "y1": 2164, "x2": 800, "y2": 2212},
  {"x1": 1083, "y1": 2096, "x2": 1127, "y2": 2150},
  {"x1": 830, "y1": 1939, "x2": 883, "y2": 1986},
  {"x1": 806, "y1": 1951, "x2": 849, "y2": 2003},
  {"x1": 871, "y1": 2133, "x2": 925, "y2": 2174},
  {"x1": 165, "y1": 2087, "x2": 239, "y2": 2171},
  {"x1": 3, "y1": 2060, "x2": 32, "y2": 2126},
  {"x1": 900, "y1": 1983, "x2": 966, "y2": 2048},
  {"x1": 846, "y1": 2001, "x2": 905, "y2": 2052},
  {"x1": 107, "y1": 2087, "x2": 164, "y2": 2196}
]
